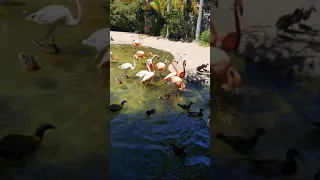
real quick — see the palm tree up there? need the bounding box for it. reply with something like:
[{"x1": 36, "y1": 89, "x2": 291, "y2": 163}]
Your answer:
[
  {"x1": 141, "y1": 0, "x2": 152, "y2": 33},
  {"x1": 195, "y1": 0, "x2": 204, "y2": 41}
]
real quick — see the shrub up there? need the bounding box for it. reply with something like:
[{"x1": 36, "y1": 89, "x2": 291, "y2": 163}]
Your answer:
[
  {"x1": 200, "y1": 29, "x2": 210, "y2": 47},
  {"x1": 166, "y1": 10, "x2": 195, "y2": 41},
  {"x1": 160, "y1": 25, "x2": 167, "y2": 37},
  {"x1": 110, "y1": 1, "x2": 138, "y2": 32}
]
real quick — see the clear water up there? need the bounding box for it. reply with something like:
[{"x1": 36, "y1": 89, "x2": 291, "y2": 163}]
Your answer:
[
  {"x1": 211, "y1": 51, "x2": 320, "y2": 179},
  {"x1": 110, "y1": 45, "x2": 210, "y2": 179},
  {"x1": 0, "y1": 1, "x2": 109, "y2": 179}
]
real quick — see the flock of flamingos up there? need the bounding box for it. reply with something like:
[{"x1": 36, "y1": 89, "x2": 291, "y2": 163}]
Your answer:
[
  {"x1": 212, "y1": 0, "x2": 320, "y2": 179},
  {"x1": 110, "y1": 39, "x2": 187, "y2": 90}
]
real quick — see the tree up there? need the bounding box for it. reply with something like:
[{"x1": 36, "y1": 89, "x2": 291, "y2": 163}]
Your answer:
[
  {"x1": 195, "y1": 0, "x2": 203, "y2": 41},
  {"x1": 141, "y1": 0, "x2": 152, "y2": 34}
]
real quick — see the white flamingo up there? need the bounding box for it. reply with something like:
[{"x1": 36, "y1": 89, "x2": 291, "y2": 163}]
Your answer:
[
  {"x1": 119, "y1": 55, "x2": 138, "y2": 75},
  {"x1": 136, "y1": 61, "x2": 152, "y2": 79},
  {"x1": 140, "y1": 61, "x2": 156, "y2": 85},
  {"x1": 82, "y1": 27, "x2": 109, "y2": 68},
  {"x1": 24, "y1": 0, "x2": 82, "y2": 36}
]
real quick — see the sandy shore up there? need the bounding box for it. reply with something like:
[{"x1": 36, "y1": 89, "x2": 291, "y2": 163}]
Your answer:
[{"x1": 110, "y1": 31, "x2": 210, "y2": 85}]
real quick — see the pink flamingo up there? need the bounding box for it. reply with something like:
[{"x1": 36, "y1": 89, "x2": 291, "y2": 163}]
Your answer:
[
  {"x1": 169, "y1": 76, "x2": 186, "y2": 91},
  {"x1": 135, "y1": 51, "x2": 152, "y2": 60},
  {"x1": 140, "y1": 60, "x2": 156, "y2": 85},
  {"x1": 132, "y1": 37, "x2": 142, "y2": 47},
  {"x1": 220, "y1": 66, "x2": 242, "y2": 94},
  {"x1": 156, "y1": 59, "x2": 168, "y2": 76},
  {"x1": 163, "y1": 60, "x2": 186, "y2": 81}
]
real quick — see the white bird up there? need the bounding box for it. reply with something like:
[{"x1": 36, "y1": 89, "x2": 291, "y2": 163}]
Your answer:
[
  {"x1": 119, "y1": 55, "x2": 138, "y2": 75},
  {"x1": 140, "y1": 61, "x2": 156, "y2": 85},
  {"x1": 24, "y1": 0, "x2": 82, "y2": 47},
  {"x1": 82, "y1": 27, "x2": 109, "y2": 68},
  {"x1": 136, "y1": 70, "x2": 149, "y2": 79},
  {"x1": 25, "y1": 0, "x2": 82, "y2": 26}
]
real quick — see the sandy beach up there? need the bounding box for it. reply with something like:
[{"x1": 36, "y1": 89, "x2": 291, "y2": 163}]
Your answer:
[{"x1": 110, "y1": 31, "x2": 210, "y2": 84}]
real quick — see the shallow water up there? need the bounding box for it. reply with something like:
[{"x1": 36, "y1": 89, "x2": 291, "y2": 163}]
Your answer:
[
  {"x1": 0, "y1": 1, "x2": 109, "y2": 179},
  {"x1": 110, "y1": 45, "x2": 210, "y2": 179},
  {"x1": 211, "y1": 51, "x2": 320, "y2": 179}
]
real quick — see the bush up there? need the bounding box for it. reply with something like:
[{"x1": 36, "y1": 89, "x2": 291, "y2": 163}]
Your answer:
[
  {"x1": 166, "y1": 10, "x2": 195, "y2": 41},
  {"x1": 160, "y1": 25, "x2": 167, "y2": 37},
  {"x1": 200, "y1": 30, "x2": 210, "y2": 47},
  {"x1": 110, "y1": 1, "x2": 138, "y2": 32}
]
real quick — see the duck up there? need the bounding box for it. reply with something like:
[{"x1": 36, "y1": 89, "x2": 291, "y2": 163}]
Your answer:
[
  {"x1": 216, "y1": 128, "x2": 266, "y2": 154},
  {"x1": 19, "y1": 52, "x2": 40, "y2": 71},
  {"x1": 177, "y1": 102, "x2": 194, "y2": 110},
  {"x1": 145, "y1": 109, "x2": 156, "y2": 116},
  {"x1": 116, "y1": 78, "x2": 122, "y2": 84},
  {"x1": 0, "y1": 123, "x2": 55, "y2": 160},
  {"x1": 188, "y1": 108, "x2": 204, "y2": 117},
  {"x1": 110, "y1": 100, "x2": 127, "y2": 112},
  {"x1": 170, "y1": 143, "x2": 186, "y2": 157},
  {"x1": 247, "y1": 148, "x2": 301, "y2": 179},
  {"x1": 158, "y1": 93, "x2": 171, "y2": 100}
]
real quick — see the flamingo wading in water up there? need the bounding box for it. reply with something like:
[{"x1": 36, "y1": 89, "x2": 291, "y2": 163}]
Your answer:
[
  {"x1": 140, "y1": 60, "x2": 156, "y2": 86},
  {"x1": 169, "y1": 76, "x2": 186, "y2": 91},
  {"x1": 132, "y1": 37, "x2": 142, "y2": 47},
  {"x1": 156, "y1": 59, "x2": 168, "y2": 76},
  {"x1": 82, "y1": 27, "x2": 110, "y2": 68},
  {"x1": 119, "y1": 55, "x2": 138, "y2": 76},
  {"x1": 25, "y1": 0, "x2": 83, "y2": 42},
  {"x1": 164, "y1": 60, "x2": 186, "y2": 81}
]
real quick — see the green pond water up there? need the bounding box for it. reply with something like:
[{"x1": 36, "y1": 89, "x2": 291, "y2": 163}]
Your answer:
[
  {"x1": 211, "y1": 51, "x2": 320, "y2": 179},
  {"x1": 110, "y1": 44, "x2": 210, "y2": 179},
  {"x1": 0, "y1": 1, "x2": 109, "y2": 179}
]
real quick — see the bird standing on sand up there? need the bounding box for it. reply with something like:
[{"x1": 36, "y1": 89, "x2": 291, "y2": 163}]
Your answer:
[
  {"x1": 188, "y1": 108, "x2": 204, "y2": 117},
  {"x1": 177, "y1": 102, "x2": 194, "y2": 110},
  {"x1": 247, "y1": 149, "x2": 301, "y2": 179},
  {"x1": 0, "y1": 123, "x2": 55, "y2": 160},
  {"x1": 110, "y1": 100, "x2": 127, "y2": 112},
  {"x1": 216, "y1": 128, "x2": 266, "y2": 154}
]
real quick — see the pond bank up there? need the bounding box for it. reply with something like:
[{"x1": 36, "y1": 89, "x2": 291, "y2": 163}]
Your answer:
[{"x1": 110, "y1": 31, "x2": 210, "y2": 86}]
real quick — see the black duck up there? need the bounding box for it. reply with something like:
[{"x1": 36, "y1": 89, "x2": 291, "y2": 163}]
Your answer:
[
  {"x1": 247, "y1": 148, "x2": 301, "y2": 179},
  {"x1": 0, "y1": 123, "x2": 55, "y2": 160},
  {"x1": 188, "y1": 108, "x2": 204, "y2": 117},
  {"x1": 110, "y1": 100, "x2": 127, "y2": 112},
  {"x1": 216, "y1": 127, "x2": 266, "y2": 154},
  {"x1": 170, "y1": 143, "x2": 186, "y2": 157},
  {"x1": 145, "y1": 109, "x2": 156, "y2": 116},
  {"x1": 276, "y1": 8, "x2": 303, "y2": 35},
  {"x1": 177, "y1": 102, "x2": 194, "y2": 110}
]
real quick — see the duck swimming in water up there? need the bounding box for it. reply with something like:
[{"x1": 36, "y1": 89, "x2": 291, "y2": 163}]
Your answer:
[
  {"x1": 110, "y1": 100, "x2": 127, "y2": 112},
  {"x1": 247, "y1": 148, "x2": 302, "y2": 179},
  {"x1": 170, "y1": 143, "x2": 186, "y2": 157},
  {"x1": 177, "y1": 102, "x2": 194, "y2": 110},
  {"x1": 19, "y1": 52, "x2": 40, "y2": 71},
  {"x1": 0, "y1": 123, "x2": 55, "y2": 161},
  {"x1": 188, "y1": 108, "x2": 204, "y2": 117},
  {"x1": 145, "y1": 109, "x2": 156, "y2": 116},
  {"x1": 216, "y1": 128, "x2": 266, "y2": 154}
]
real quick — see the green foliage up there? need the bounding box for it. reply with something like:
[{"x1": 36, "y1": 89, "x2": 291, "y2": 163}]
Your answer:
[
  {"x1": 160, "y1": 25, "x2": 167, "y2": 37},
  {"x1": 199, "y1": 29, "x2": 210, "y2": 47},
  {"x1": 166, "y1": 10, "x2": 195, "y2": 41},
  {"x1": 110, "y1": 1, "x2": 138, "y2": 32}
]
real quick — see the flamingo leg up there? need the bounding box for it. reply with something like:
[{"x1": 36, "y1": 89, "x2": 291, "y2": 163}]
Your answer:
[{"x1": 86, "y1": 48, "x2": 102, "y2": 69}]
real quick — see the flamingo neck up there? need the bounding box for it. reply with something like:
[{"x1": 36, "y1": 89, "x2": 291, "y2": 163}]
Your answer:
[
  {"x1": 132, "y1": 57, "x2": 136, "y2": 69},
  {"x1": 66, "y1": 0, "x2": 82, "y2": 26},
  {"x1": 183, "y1": 60, "x2": 186, "y2": 73},
  {"x1": 226, "y1": 67, "x2": 235, "y2": 85},
  {"x1": 172, "y1": 62, "x2": 179, "y2": 75}
]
